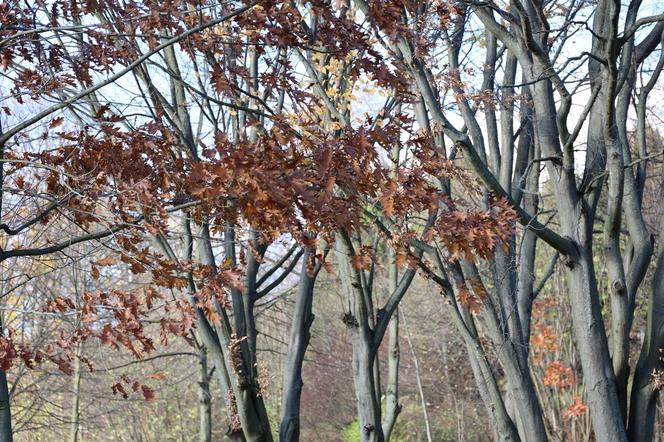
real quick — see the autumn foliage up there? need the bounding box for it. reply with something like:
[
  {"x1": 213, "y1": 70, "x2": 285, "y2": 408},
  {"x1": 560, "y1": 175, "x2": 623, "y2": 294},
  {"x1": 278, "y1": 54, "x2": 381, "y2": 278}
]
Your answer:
[{"x1": 1, "y1": 0, "x2": 664, "y2": 441}]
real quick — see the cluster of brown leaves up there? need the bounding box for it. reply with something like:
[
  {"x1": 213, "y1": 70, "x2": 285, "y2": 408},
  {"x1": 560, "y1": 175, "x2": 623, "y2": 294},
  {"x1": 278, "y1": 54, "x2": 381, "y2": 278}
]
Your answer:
[
  {"x1": 0, "y1": 0, "x2": 520, "y2": 393},
  {"x1": 531, "y1": 297, "x2": 561, "y2": 363},
  {"x1": 435, "y1": 195, "x2": 516, "y2": 261},
  {"x1": 45, "y1": 286, "x2": 196, "y2": 361},
  {"x1": 564, "y1": 395, "x2": 588, "y2": 420},
  {"x1": 112, "y1": 373, "x2": 156, "y2": 401},
  {"x1": 456, "y1": 285, "x2": 483, "y2": 314},
  {"x1": 542, "y1": 361, "x2": 576, "y2": 388},
  {"x1": 531, "y1": 296, "x2": 588, "y2": 421},
  {"x1": 0, "y1": 326, "x2": 90, "y2": 377},
  {"x1": 0, "y1": 283, "x2": 198, "y2": 399},
  {"x1": 0, "y1": 328, "x2": 40, "y2": 371}
]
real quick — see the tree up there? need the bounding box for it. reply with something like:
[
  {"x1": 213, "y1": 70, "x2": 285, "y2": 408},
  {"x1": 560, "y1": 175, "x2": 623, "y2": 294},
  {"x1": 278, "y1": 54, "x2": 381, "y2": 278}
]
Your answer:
[
  {"x1": 351, "y1": 0, "x2": 664, "y2": 440},
  {"x1": 3, "y1": 0, "x2": 664, "y2": 441}
]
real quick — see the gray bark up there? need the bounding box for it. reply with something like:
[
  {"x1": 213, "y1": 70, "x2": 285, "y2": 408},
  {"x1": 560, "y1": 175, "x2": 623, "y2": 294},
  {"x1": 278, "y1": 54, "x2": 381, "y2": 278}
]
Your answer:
[
  {"x1": 528, "y1": 53, "x2": 626, "y2": 440},
  {"x1": 198, "y1": 346, "x2": 212, "y2": 442},
  {"x1": 0, "y1": 128, "x2": 11, "y2": 442},
  {"x1": 628, "y1": 177, "x2": 664, "y2": 441},
  {"x1": 442, "y1": 276, "x2": 520, "y2": 442},
  {"x1": 381, "y1": 260, "x2": 400, "y2": 440},
  {"x1": 336, "y1": 232, "x2": 384, "y2": 442},
  {"x1": 69, "y1": 342, "x2": 82, "y2": 442},
  {"x1": 199, "y1": 225, "x2": 272, "y2": 442},
  {"x1": 0, "y1": 368, "x2": 11, "y2": 442},
  {"x1": 279, "y1": 248, "x2": 316, "y2": 442},
  {"x1": 564, "y1": 246, "x2": 626, "y2": 441},
  {"x1": 381, "y1": 313, "x2": 400, "y2": 441},
  {"x1": 170, "y1": 219, "x2": 266, "y2": 441},
  {"x1": 627, "y1": 249, "x2": 664, "y2": 442}
]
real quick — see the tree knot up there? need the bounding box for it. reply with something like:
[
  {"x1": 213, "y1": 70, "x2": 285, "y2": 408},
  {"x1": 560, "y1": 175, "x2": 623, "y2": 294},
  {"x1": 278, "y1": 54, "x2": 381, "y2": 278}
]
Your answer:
[
  {"x1": 342, "y1": 312, "x2": 359, "y2": 327},
  {"x1": 611, "y1": 279, "x2": 625, "y2": 294},
  {"x1": 563, "y1": 236, "x2": 580, "y2": 268}
]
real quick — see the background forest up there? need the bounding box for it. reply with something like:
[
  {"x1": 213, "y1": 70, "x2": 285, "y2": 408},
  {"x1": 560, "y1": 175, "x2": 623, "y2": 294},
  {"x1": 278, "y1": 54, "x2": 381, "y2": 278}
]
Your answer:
[{"x1": 1, "y1": 0, "x2": 664, "y2": 441}]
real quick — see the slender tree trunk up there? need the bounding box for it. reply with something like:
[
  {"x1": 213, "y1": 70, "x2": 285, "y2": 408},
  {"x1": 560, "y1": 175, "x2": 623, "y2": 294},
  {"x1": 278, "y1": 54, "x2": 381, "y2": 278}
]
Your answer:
[
  {"x1": 69, "y1": 342, "x2": 82, "y2": 442},
  {"x1": 402, "y1": 312, "x2": 432, "y2": 442},
  {"x1": 0, "y1": 368, "x2": 12, "y2": 442},
  {"x1": 451, "y1": 303, "x2": 519, "y2": 442},
  {"x1": 179, "y1": 220, "x2": 267, "y2": 441},
  {"x1": 279, "y1": 248, "x2": 315, "y2": 441},
  {"x1": 627, "y1": 250, "x2": 664, "y2": 442},
  {"x1": 382, "y1": 257, "x2": 400, "y2": 441},
  {"x1": 0, "y1": 130, "x2": 11, "y2": 442},
  {"x1": 381, "y1": 313, "x2": 400, "y2": 441},
  {"x1": 0, "y1": 312, "x2": 11, "y2": 442},
  {"x1": 198, "y1": 346, "x2": 212, "y2": 442},
  {"x1": 493, "y1": 252, "x2": 547, "y2": 442},
  {"x1": 628, "y1": 180, "x2": 664, "y2": 441},
  {"x1": 500, "y1": 362, "x2": 546, "y2": 442},
  {"x1": 460, "y1": 261, "x2": 546, "y2": 441}
]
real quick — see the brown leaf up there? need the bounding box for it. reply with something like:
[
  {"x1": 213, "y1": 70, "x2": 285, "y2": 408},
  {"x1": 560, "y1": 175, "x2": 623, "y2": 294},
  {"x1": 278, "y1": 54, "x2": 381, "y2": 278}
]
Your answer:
[
  {"x1": 49, "y1": 117, "x2": 64, "y2": 128},
  {"x1": 91, "y1": 265, "x2": 100, "y2": 280},
  {"x1": 95, "y1": 257, "x2": 117, "y2": 266},
  {"x1": 394, "y1": 253, "x2": 407, "y2": 268},
  {"x1": 146, "y1": 372, "x2": 168, "y2": 380},
  {"x1": 141, "y1": 385, "x2": 156, "y2": 401},
  {"x1": 351, "y1": 253, "x2": 371, "y2": 270}
]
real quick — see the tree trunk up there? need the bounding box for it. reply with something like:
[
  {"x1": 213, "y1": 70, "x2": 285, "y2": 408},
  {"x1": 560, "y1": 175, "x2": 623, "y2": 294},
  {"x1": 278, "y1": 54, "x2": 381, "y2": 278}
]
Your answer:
[
  {"x1": 0, "y1": 368, "x2": 12, "y2": 442},
  {"x1": 69, "y1": 342, "x2": 82, "y2": 442},
  {"x1": 336, "y1": 233, "x2": 384, "y2": 442},
  {"x1": 628, "y1": 182, "x2": 664, "y2": 442},
  {"x1": 0, "y1": 137, "x2": 11, "y2": 442},
  {"x1": 382, "y1": 257, "x2": 400, "y2": 441},
  {"x1": 350, "y1": 334, "x2": 384, "y2": 442},
  {"x1": 527, "y1": 59, "x2": 627, "y2": 441},
  {"x1": 198, "y1": 346, "x2": 212, "y2": 442},
  {"x1": 565, "y1": 246, "x2": 627, "y2": 441},
  {"x1": 198, "y1": 224, "x2": 272, "y2": 442},
  {"x1": 627, "y1": 249, "x2": 664, "y2": 442},
  {"x1": 279, "y1": 249, "x2": 315, "y2": 442},
  {"x1": 381, "y1": 313, "x2": 400, "y2": 441},
  {"x1": 191, "y1": 222, "x2": 271, "y2": 441},
  {"x1": 0, "y1": 312, "x2": 11, "y2": 442},
  {"x1": 452, "y1": 303, "x2": 519, "y2": 442}
]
